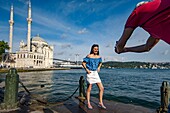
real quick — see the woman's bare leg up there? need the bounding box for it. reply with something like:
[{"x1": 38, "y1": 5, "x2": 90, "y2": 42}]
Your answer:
[
  {"x1": 87, "y1": 84, "x2": 92, "y2": 108},
  {"x1": 96, "y1": 82, "x2": 104, "y2": 105}
]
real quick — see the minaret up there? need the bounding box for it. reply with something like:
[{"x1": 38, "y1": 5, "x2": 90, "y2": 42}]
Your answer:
[
  {"x1": 27, "y1": 0, "x2": 32, "y2": 52},
  {"x1": 9, "y1": 5, "x2": 14, "y2": 53}
]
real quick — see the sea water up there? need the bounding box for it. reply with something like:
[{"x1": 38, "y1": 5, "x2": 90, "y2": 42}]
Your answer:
[{"x1": 0, "y1": 68, "x2": 169, "y2": 109}]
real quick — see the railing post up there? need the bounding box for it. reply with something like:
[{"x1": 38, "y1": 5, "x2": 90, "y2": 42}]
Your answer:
[
  {"x1": 79, "y1": 76, "x2": 86, "y2": 101},
  {"x1": 0, "y1": 68, "x2": 19, "y2": 110},
  {"x1": 160, "y1": 81, "x2": 169, "y2": 113}
]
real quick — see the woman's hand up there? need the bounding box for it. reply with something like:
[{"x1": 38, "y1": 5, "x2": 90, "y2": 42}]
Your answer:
[
  {"x1": 97, "y1": 68, "x2": 100, "y2": 72},
  {"x1": 86, "y1": 69, "x2": 91, "y2": 74}
]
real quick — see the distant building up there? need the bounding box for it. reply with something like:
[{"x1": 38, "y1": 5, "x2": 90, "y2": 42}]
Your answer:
[
  {"x1": 16, "y1": 34, "x2": 53, "y2": 68},
  {"x1": 2, "y1": 1, "x2": 53, "y2": 68}
]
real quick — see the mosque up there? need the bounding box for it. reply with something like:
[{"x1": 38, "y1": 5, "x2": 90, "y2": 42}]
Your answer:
[{"x1": 4, "y1": 1, "x2": 54, "y2": 68}]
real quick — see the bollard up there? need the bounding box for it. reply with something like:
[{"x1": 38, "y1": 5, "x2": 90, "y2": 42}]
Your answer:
[
  {"x1": 79, "y1": 76, "x2": 86, "y2": 101},
  {"x1": 160, "y1": 81, "x2": 169, "y2": 113},
  {"x1": 0, "y1": 68, "x2": 19, "y2": 110}
]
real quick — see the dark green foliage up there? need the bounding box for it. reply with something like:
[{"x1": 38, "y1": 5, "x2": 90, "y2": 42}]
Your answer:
[
  {"x1": 0, "y1": 40, "x2": 10, "y2": 61},
  {"x1": 102, "y1": 61, "x2": 170, "y2": 69}
]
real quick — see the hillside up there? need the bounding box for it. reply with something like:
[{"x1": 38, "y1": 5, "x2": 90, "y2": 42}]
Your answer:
[{"x1": 102, "y1": 61, "x2": 170, "y2": 69}]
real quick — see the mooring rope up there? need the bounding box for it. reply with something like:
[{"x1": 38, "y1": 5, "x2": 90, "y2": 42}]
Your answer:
[
  {"x1": 19, "y1": 80, "x2": 31, "y2": 95},
  {"x1": 19, "y1": 79, "x2": 79, "y2": 105},
  {"x1": 62, "y1": 86, "x2": 79, "y2": 101}
]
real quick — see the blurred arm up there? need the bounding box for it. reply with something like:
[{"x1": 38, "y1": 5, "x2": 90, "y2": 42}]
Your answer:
[
  {"x1": 82, "y1": 62, "x2": 91, "y2": 74},
  {"x1": 122, "y1": 36, "x2": 159, "y2": 53},
  {"x1": 97, "y1": 62, "x2": 102, "y2": 72},
  {"x1": 115, "y1": 28, "x2": 134, "y2": 53}
]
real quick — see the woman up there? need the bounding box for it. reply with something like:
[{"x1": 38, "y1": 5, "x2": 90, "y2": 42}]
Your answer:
[
  {"x1": 82, "y1": 44, "x2": 106, "y2": 110},
  {"x1": 115, "y1": 0, "x2": 170, "y2": 54}
]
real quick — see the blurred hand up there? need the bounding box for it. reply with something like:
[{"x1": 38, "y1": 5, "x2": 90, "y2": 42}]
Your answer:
[
  {"x1": 115, "y1": 46, "x2": 120, "y2": 54},
  {"x1": 97, "y1": 68, "x2": 100, "y2": 72},
  {"x1": 115, "y1": 41, "x2": 123, "y2": 54},
  {"x1": 86, "y1": 69, "x2": 91, "y2": 74}
]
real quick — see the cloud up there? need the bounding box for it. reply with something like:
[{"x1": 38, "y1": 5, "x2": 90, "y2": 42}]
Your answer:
[
  {"x1": 161, "y1": 50, "x2": 169, "y2": 55},
  {"x1": 61, "y1": 34, "x2": 68, "y2": 38},
  {"x1": 87, "y1": 0, "x2": 95, "y2": 3},
  {"x1": 57, "y1": 52, "x2": 64, "y2": 55},
  {"x1": 69, "y1": 53, "x2": 73, "y2": 56},
  {"x1": 105, "y1": 43, "x2": 113, "y2": 48},
  {"x1": 78, "y1": 28, "x2": 88, "y2": 34},
  {"x1": 103, "y1": 56, "x2": 125, "y2": 62},
  {"x1": 18, "y1": 0, "x2": 29, "y2": 5},
  {"x1": 61, "y1": 44, "x2": 72, "y2": 49}
]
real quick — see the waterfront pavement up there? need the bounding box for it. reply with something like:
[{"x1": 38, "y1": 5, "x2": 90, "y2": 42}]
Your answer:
[
  {"x1": 48, "y1": 97, "x2": 156, "y2": 113},
  {"x1": 0, "y1": 95, "x2": 156, "y2": 113}
]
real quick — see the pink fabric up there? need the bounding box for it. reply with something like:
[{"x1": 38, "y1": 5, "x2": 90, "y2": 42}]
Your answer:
[{"x1": 125, "y1": 0, "x2": 170, "y2": 44}]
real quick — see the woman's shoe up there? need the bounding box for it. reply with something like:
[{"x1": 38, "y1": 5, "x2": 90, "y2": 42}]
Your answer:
[
  {"x1": 87, "y1": 105, "x2": 93, "y2": 110},
  {"x1": 98, "y1": 103, "x2": 106, "y2": 109}
]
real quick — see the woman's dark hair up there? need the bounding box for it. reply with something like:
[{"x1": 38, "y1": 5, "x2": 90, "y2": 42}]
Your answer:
[{"x1": 90, "y1": 44, "x2": 99, "y2": 55}]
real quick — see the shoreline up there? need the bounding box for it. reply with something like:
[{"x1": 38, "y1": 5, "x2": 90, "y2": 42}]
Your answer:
[{"x1": 0, "y1": 67, "x2": 71, "y2": 73}]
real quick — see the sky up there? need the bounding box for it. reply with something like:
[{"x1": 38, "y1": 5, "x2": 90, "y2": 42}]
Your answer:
[{"x1": 0, "y1": 0, "x2": 169, "y2": 62}]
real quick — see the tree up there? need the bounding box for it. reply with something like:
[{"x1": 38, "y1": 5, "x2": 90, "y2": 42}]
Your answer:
[{"x1": 0, "y1": 40, "x2": 10, "y2": 61}]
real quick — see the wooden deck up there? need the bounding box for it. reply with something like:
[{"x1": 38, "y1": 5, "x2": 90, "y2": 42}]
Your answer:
[
  {"x1": 47, "y1": 97, "x2": 156, "y2": 113},
  {"x1": 0, "y1": 96, "x2": 156, "y2": 113}
]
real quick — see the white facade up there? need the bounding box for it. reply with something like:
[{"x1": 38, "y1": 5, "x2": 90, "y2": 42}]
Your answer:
[{"x1": 15, "y1": 35, "x2": 53, "y2": 68}]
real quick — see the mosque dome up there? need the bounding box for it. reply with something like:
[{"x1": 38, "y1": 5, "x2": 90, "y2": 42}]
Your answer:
[
  {"x1": 31, "y1": 34, "x2": 48, "y2": 45},
  {"x1": 32, "y1": 34, "x2": 46, "y2": 42}
]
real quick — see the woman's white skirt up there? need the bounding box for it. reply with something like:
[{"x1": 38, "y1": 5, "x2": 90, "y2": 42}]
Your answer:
[{"x1": 86, "y1": 71, "x2": 101, "y2": 84}]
